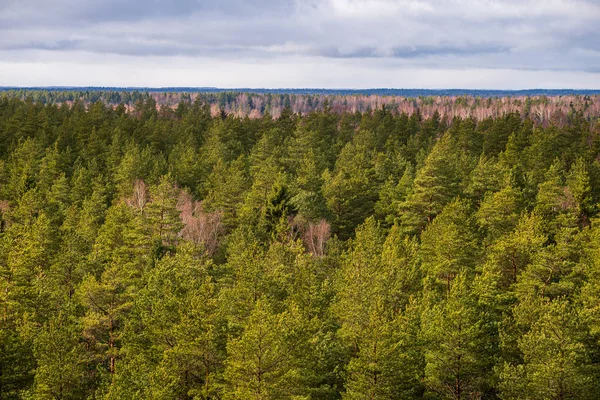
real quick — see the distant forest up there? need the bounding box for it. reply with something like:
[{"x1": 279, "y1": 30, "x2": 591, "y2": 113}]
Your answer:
[
  {"x1": 2, "y1": 88, "x2": 600, "y2": 124},
  {"x1": 2, "y1": 93, "x2": 600, "y2": 399},
  {"x1": 4, "y1": 87, "x2": 600, "y2": 96}
]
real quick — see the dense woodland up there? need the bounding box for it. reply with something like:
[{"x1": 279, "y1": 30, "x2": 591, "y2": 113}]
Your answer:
[
  {"x1": 2, "y1": 94, "x2": 600, "y2": 399},
  {"x1": 2, "y1": 89, "x2": 600, "y2": 125}
]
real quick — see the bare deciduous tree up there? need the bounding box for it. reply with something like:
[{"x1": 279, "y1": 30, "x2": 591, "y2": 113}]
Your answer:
[
  {"x1": 126, "y1": 179, "x2": 148, "y2": 213},
  {"x1": 178, "y1": 192, "x2": 224, "y2": 256},
  {"x1": 292, "y1": 217, "x2": 331, "y2": 257}
]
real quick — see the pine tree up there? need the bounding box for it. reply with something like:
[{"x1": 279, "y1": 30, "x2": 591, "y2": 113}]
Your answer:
[
  {"x1": 476, "y1": 184, "x2": 521, "y2": 242},
  {"x1": 4, "y1": 138, "x2": 42, "y2": 200},
  {"x1": 146, "y1": 174, "x2": 183, "y2": 255},
  {"x1": 400, "y1": 134, "x2": 462, "y2": 234},
  {"x1": 566, "y1": 157, "x2": 594, "y2": 227},
  {"x1": 335, "y1": 219, "x2": 424, "y2": 399},
  {"x1": 498, "y1": 298, "x2": 598, "y2": 400},
  {"x1": 223, "y1": 300, "x2": 306, "y2": 400},
  {"x1": 293, "y1": 149, "x2": 330, "y2": 221},
  {"x1": 168, "y1": 135, "x2": 203, "y2": 192},
  {"x1": 2, "y1": 194, "x2": 54, "y2": 323},
  {"x1": 480, "y1": 213, "x2": 546, "y2": 291},
  {"x1": 322, "y1": 138, "x2": 380, "y2": 239},
  {"x1": 264, "y1": 181, "x2": 298, "y2": 237},
  {"x1": 343, "y1": 299, "x2": 424, "y2": 400},
  {"x1": 421, "y1": 273, "x2": 489, "y2": 399},
  {"x1": 420, "y1": 199, "x2": 480, "y2": 294},
  {"x1": 77, "y1": 205, "x2": 147, "y2": 378},
  {"x1": 534, "y1": 159, "x2": 576, "y2": 236},
  {"x1": 0, "y1": 328, "x2": 35, "y2": 399},
  {"x1": 203, "y1": 156, "x2": 249, "y2": 229},
  {"x1": 374, "y1": 164, "x2": 414, "y2": 226},
  {"x1": 31, "y1": 311, "x2": 91, "y2": 399},
  {"x1": 110, "y1": 243, "x2": 223, "y2": 399}
]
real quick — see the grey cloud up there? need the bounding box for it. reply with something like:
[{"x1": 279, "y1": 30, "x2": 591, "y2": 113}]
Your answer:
[
  {"x1": 314, "y1": 46, "x2": 380, "y2": 58},
  {"x1": 0, "y1": 0, "x2": 295, "y2": 25},
  {"x1": 0, "y1": 0, "x2": 599, "y2": 76},
  {"x1": 390, "y1": 45, "x2": 511, "y2": 59},
  {"x1": 0, "y1": 39, "x2": 81, "y2": 52},
  {"x1": 313, "y1": 43, "x2": 511, "y2": 59}
]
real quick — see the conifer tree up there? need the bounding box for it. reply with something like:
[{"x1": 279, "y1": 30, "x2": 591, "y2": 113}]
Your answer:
[
  {"x1": 322, "y1": 140, "x2": 379, "y2": 239},
  {"x1": 203, "y1": 156, "x2": 249, "y2": 229},
  {"x1": 420, "y1": 199, "x2": 480, "y2": 294},
  {"x1": 400, "y1": 134, "x2": 461, "y2": 234},
  {"x1": 32, "y1": 311, "x2": 91, "y2": 400},
  {"x1": 476, "y1": 184, "x2": 521, "y2": 242},
  {"x1": 335, "y1": 219, "x2": 424, "y2": 399},
  {"x1": 146, "y1": 174, "x2": 183, "y2": 254},
  {"x1": 224, "y1": 300, "x2": 306, "y2": 400},
  {"x1": 499, "y1": 298, "x2": 598, "y2": 400},
  {"x1": 422, "y1": 274, "x2": 489, "y2": 399}
]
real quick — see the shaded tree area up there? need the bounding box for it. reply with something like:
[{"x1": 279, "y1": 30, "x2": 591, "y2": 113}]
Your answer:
[{"x1": 1, "y1": 95, "x2": 600, "y2": 399}]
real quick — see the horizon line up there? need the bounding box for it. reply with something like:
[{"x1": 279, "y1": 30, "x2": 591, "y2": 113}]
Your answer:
[{"x1": 2, "y1": 87, "x2": 600, "y2": 95}]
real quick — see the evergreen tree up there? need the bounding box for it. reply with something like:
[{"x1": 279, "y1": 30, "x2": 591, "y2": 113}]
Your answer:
[
  {"x1": 110, "y1": 244, "x2": 223, "y2": 399},
  {"x1": 498, "y1": 298, "x2": 598, "y2": 400},
  {"x1": 421, "y1": 274, "x2": 489, "y2": 399},
  {"x1": 224, "y1": 300, "x2": 306, "y2": 400},
  {"x1": 343, "y1": 300, "x2": 423, "y2": 400},
  {"x1": 203, "y1": 156, "x2": 249, "y2": 229},
  {"x1": 323, "y1": 133, "x2": 381, "y2": 239},
  {"x1": 420, "y1": 199, "x2": 480, "y2": 294},
  {"x1": 31, "y1": 311, "x2": 91, "y2": 400},
  {"x1": 400, "y1": 134, "x2": 462, "y2": 234},
  {"x1": 476, "y1": 184, "x2": 521, "y2": 242},
  {"x1": 146, "y1": 174, "x2": 183, "y2": 254},
  {"x1": 335, "y1": 219, "x2": 424, "y2": 399}
]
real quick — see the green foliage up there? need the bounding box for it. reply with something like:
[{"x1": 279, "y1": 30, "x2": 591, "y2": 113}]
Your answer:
[
  {"x1": 498, "y1": 298, "x2": 598, "y2": 400},
  {"x1": 422, "y1": 274, "x2": 490, "y2": 399},
  {"x1": 32, "y1": 311, "x2": 91, "y2": 399},
  {"x1": 323, "y1": 134, "x2": 381, "y2": 239},
  {"x1": 0, "y1": 96, "x2": 599, "y2": 399},
  {"x1": 224, "y1": 300, "x2": 306, "y2": 400},
  {"x1": 420, "y1": 199, "x2": 480, "y2": 294},
  {"x1": 476, "y1": 184, "x2": 521, "y2": 242},
  {"x1": 400, "y1": 134, "x2": 462, "y2": 234}
]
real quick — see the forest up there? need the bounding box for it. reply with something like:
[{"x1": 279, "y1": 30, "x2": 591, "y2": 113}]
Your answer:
[
  {"x1": 2, "y1": 89, "x2": 600, "y2": 124},
  {"x1": 1, "y1": 93, "x2": 600, "y2": 399}
]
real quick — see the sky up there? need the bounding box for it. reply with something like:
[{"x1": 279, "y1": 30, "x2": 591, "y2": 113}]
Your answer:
[{"x1": 1, "y1": 0, "x2": 600, "y2": 89}]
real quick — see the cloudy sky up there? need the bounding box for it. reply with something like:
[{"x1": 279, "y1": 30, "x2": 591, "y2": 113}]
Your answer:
[{"x1": 1, "y1": 0, "x2": 599, "y2": 88}]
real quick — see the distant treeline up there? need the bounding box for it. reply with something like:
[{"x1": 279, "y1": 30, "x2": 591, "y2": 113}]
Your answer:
[
  {"x1": 1, "y1": 89, "x2": 600, "y2": 125},
  {"x1": 3, "y1": 87, "x2": 600, "y2": 96}
]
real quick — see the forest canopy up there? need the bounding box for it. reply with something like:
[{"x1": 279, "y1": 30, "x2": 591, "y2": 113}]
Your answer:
[{"x1": 1, "y1": 93, "x2": 600, "y2": 399}]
